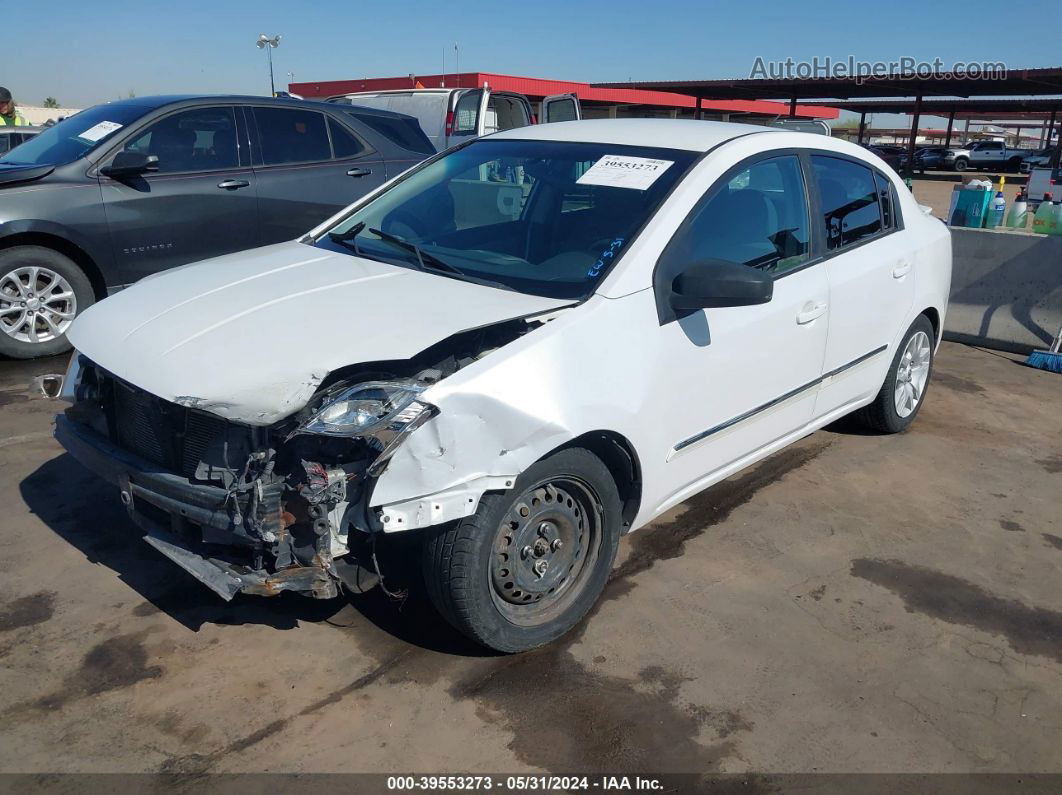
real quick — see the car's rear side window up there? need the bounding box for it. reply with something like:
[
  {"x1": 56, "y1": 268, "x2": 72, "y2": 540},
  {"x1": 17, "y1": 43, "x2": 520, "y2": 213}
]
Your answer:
[
  {"x1": 327, "y1": 118, "x2": 368, "y2": 159},
  {"x1": 811, "y1": 155, "x2": 882, "y2": 250},
  {"x1": 254, "y1": 107, "x2": 331, "y2": 165},
  {"x1": 874, "y1": 171, "x2": 896, "y2": 230},
  {"x1": 342, "y1": 110, "x2": 435, "y2": 155}
]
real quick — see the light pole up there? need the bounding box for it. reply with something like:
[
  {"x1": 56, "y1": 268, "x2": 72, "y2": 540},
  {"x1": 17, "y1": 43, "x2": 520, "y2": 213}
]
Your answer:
[{"x1": 256, "y1": 34, "x2": 281, "y2": 96}]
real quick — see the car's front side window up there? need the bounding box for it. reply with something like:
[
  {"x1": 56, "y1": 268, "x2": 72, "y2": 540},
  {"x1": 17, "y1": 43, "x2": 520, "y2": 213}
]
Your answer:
[
  {"x1": 812, "y1": 155, "x2": 882, "y2": 250},
  {"x1": 663, "y1": 154, "x2": 811, "y2": 277},
  {"x1": 122, "y1": 107, "x2": 239, "y2": 174},
  {"x1": 317, "y1": 139, "x2": 698, "y2": 299}
]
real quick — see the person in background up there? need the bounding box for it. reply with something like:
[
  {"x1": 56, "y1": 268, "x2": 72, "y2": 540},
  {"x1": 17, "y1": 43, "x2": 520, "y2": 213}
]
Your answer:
[{"x1": 0, "y1": 87, "x2": 27, "y2": 126}]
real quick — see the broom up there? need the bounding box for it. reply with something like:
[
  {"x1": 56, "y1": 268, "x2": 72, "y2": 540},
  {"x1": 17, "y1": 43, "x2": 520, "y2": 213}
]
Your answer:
[{"x1": 1026, "y1": 324, "x2": 1062, "y2": 373}]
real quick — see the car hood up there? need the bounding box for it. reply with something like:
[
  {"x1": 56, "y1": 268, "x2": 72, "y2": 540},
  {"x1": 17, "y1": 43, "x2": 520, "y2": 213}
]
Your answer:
[
  {"x1": 0, "y1": 162, "x2": 55, "y2": 187},
  {"x1": 68, "y1": 241, "x2": 573, "y2": 424}
]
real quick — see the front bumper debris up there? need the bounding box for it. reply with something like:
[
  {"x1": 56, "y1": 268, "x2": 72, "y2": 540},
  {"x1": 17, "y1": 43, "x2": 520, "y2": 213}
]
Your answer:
[{"x1": 55, "y1": 414, "x2": 350, "y2": 601}]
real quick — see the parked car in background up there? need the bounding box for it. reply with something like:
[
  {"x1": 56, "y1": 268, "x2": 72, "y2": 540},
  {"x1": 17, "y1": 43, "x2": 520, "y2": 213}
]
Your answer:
[
  {"x1": 913, "y1": 147, "x2": 947, "y2": 172},
  {"x1": 55, "y1": 119, "x2": 951, "y2": 652},
  {"x1": 0, "y1": 125, "x2": 41, "y2": 155},
  {"x1": 0, "y1": 95, "x2": 434, "y2": 359},
  {"x1": 1020, "y1": 147, "x2": 1055, "y2": 173},
  {"x1": 943, "y1": 141, "x2": 1029, "y2": 172},
  {"x1": 864, "y1": 144, "x2": 905, "y2": 172},
  {"x1": 327, "y1": 87, "x2": 582, "y2": 152}
]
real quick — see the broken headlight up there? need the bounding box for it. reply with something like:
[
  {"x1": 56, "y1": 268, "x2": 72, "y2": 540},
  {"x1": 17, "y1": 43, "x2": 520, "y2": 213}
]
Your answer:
[{"x1": 295, "y1": 380, "x2": 437, "y2": 474}]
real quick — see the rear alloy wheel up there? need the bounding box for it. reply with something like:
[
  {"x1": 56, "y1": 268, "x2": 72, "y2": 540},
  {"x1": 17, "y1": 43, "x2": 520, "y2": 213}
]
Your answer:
[
  {"x1": 0, "y1": 246, "x2": 94, "y2": 359},
  {"x1": 423, "y1": 448, "x2": 622, "y2": 653},
  {"x1": 855, "y1": 314, "x2": 936, "y2": 434}
]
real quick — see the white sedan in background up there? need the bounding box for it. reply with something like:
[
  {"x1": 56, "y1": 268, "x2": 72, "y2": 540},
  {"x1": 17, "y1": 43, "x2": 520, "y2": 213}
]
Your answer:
[{"x1": 55, "y1": 119, "x2": 952, "y2": 652}]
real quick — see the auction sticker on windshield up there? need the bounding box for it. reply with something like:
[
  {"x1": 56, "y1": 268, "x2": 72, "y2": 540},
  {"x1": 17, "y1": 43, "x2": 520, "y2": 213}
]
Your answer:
[
  {"x1": 576, "y1": 154, "x2": 674, "y2": 190},
  {"x1": 76, "y1": 121, "x2": 123, "y2": 143}
]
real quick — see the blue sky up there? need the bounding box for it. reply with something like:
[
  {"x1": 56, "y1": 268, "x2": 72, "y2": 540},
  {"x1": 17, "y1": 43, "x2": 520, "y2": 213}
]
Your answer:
[{"x1": 5, "y1": 0, "x2": 1060, "y2": 129}]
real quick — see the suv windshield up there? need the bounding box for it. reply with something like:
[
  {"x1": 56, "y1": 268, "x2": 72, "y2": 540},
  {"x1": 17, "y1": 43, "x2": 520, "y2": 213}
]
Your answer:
[
  {"x1": 0, "y1": 102, "x2": 150, "y2": 166},
  {"x1": 317, "y1": 139, "x2": 698, "y2": 299}
]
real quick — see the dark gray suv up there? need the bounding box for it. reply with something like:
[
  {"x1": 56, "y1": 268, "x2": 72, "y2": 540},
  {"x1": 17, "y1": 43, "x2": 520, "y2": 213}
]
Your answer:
[{"x1": 0, "y1": 95, "x2": 434, "y2": 358}]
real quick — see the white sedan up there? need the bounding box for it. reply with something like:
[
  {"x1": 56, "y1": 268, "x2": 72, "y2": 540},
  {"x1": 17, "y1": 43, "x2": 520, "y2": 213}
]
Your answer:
[{"x1": 55, "y1": 119, "x2": 951, "y2": 652}]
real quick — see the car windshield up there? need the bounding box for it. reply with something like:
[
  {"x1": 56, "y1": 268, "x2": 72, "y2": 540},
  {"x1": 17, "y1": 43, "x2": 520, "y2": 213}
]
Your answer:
[
  {"x1": 0, "y1": 102, "x2": 150, "y2": 166},
  {"x1": 316, "y1": 139, "x2": 698, "y2": 299}
]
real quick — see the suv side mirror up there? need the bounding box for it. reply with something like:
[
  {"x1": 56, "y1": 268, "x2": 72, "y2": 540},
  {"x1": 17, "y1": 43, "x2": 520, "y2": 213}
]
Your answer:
[
  {"x1": 670, "y1": 259, "x2": 773, "y2": 313},
  {"x1": 100, "y1": 151, "x2": 160, "y2": 178}
]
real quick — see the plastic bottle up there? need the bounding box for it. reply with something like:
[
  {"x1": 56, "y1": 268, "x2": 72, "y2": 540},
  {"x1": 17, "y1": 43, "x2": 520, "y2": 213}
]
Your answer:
[
  {"x1": 1033, "y1": 193, "x2": 1055, "y2": 235},
  {"x1": 985, "y1": 191, "x2": 1006, "y2": 228},
  {"x1": 1006, "y1": 190, "x2": 1028, "y2": 229},
  {"x1": 1051, "y1": 199, "x2": 1062, "y2": 236}
]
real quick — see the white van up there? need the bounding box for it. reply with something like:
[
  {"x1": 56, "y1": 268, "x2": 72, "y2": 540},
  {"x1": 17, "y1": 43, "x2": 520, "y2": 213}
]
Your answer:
[{"x1": 326, "y1": 87, "x2": 581, "y2": 152}]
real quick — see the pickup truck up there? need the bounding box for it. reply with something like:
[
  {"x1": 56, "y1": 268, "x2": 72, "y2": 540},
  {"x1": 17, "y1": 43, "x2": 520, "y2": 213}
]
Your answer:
[{"x1": 943, "y1": 141, "x2": 1029, "y2": 172}]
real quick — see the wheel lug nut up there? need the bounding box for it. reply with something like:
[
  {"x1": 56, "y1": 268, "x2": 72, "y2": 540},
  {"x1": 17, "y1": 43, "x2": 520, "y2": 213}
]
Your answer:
[
  {"x1": 551, "y1": 539, "x2": 563, "y2": 551},
  {"x1": 521, "y1": 545, "x2": 533, "y2": 560},
  {"x1": 533, "y1": 560, "x2": 548, "y2": 577}
]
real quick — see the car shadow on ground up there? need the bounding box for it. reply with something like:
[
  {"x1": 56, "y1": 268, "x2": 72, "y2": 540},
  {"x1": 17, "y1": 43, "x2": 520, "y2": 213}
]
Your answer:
[
  {"x1": 822, "y1": 414, "x2": 887, "y2": 437},
  {"x1": 19, "y1": 452, "x2": 492, "y2": 658}
]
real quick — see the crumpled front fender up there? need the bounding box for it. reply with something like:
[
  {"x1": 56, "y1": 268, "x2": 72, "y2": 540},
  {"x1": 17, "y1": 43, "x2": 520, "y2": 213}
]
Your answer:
[{"x1": 369, "y1": 390, "x2": 572, "y2": 531}]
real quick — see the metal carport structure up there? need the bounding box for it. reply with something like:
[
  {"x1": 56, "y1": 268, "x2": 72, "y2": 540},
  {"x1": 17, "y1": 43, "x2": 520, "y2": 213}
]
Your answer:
[{"x1": 593, "y1": 68, "x2": 1062, "y2": 176}]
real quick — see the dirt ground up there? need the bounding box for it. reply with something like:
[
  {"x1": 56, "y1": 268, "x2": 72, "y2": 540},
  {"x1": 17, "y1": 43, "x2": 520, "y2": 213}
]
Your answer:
[{"x1": 1, "y1": 342, "x2": 1060, "y2": 778}]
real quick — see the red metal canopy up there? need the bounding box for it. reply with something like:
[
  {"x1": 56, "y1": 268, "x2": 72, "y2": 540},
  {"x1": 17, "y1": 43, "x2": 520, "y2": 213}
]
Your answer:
[{"x1": 289, "y1": 72, "x2": 839, "y2": 119}]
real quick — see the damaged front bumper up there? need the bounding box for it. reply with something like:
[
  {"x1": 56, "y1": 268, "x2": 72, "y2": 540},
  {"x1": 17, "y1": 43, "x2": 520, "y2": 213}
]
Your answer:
[{"x1": 55, "y1": 415, "x2": 376, "y2": 601}]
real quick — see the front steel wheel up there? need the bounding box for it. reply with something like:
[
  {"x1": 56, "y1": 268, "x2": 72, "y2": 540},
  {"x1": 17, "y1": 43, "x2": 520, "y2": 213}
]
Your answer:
[
  {"x1": 423, "y1": 448, "x2": 622, "y2": 653},
  {"x1": 489, "y1": 477, "x2": 601, "y2": 626}
]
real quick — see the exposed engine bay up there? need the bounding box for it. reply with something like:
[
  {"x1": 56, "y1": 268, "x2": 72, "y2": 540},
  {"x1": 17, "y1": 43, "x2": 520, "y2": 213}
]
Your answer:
[{"x1": 57, "y1": 316, "x2": 547, "y2": 601}]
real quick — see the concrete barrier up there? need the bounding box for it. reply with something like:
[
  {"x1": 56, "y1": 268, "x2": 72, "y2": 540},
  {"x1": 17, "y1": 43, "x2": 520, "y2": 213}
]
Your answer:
[{"x1": 944, "y1": 227, "x2": 1062, "y2": 353}]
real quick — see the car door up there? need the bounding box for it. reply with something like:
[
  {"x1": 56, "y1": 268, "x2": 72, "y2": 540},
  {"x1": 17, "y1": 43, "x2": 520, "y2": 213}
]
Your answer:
[
  {"x1": 98, "y1": 105, "x2": 257, "y2": 281},
  {"x1": 541, "y1": 93, "x2": 582, "y2": 124},
  {"x1": 445, "y1": 89, "x2": 488, "y2": 150},
  {"x1": 810, "y1": 155, "x2": 914, "y2": 418},
  {"x1": 979, "y1": 141, "x2": 1004, "y2": 166},
  {"x1": 653, "y1": 152, "x2": 830, "y2": 493},
  {"x1": 249, "y1": 105, "x2": 386, "y2": 243}
]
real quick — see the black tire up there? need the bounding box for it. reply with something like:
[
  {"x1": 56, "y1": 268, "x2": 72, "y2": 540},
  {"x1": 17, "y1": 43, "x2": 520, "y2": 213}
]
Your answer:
[
  {"x1": 422, "y1": 447, "x2": 622, "y2": 653},
  {"x1": 855, "y1": 315, "x2": 936, "y2": 434},
  {"x1": 953, "y1": 158, "x2": 968, "y2": 172},
  {"x1": 0, "y1": 246, "x2": 94, "y2": 359},
  {"x1": 1006, "y1": 157, "x2": 1023, "y2": 173}
]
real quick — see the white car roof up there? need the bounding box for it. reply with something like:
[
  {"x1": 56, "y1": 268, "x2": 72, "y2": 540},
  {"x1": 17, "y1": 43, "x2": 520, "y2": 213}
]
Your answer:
[{"x1": 489, "y1": 118, "x2": 782, "y2": 152}]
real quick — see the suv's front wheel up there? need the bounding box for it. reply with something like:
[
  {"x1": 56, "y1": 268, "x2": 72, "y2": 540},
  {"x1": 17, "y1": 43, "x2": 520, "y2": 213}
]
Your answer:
[
  {"x1": 422, "y1": 448, "x2": 622, "y2": 653},
  {"x1": 0, "y1": 246, "x2": 93, "y2": 359}
]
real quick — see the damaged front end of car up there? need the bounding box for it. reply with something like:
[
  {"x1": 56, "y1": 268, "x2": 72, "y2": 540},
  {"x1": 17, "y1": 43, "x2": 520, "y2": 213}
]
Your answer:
[{"x1": 53, "y1": 317, "x2": 544, "y2": 601}]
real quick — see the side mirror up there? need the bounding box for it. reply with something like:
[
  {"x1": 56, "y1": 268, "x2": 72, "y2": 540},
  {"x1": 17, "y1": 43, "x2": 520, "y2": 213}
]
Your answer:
[
  {"x1": 100, "y1": 151, "x2": 159, "y2": 178},
  {"x1": 670, "y1": 259, "x2": 773, "y2": 314}
]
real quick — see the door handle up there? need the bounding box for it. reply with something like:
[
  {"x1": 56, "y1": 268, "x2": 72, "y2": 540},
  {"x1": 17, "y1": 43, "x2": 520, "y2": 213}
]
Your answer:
[
  {"x1": 347, "y1": 167, "x2": 372, "y2": 177},
  {"x1": 796, "y1": 302, "x2": 827, "y2": 325},
  {"x1": 892, "y1": 260, "x2": 912, "y2": 279},
  {"x1": 217, "y1": 179, "x2": 250, "y2": 190}
]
